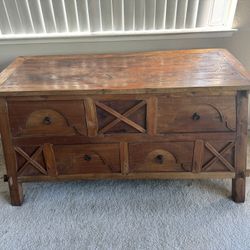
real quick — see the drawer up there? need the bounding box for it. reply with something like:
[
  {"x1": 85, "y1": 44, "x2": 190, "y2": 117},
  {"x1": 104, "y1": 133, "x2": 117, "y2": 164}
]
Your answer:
[
  {"x1": 8, "y1": 101, "x2": 87, "y2": 137},
  {"x1": 157, "y1": 96, "x2": 236, "y2": 133},
  {"x1": 129, "y1": 142, "x2": 194, "y2": 172},
  {"x1": 54, "y1": 144, "x2": 121, "y2": 174}
]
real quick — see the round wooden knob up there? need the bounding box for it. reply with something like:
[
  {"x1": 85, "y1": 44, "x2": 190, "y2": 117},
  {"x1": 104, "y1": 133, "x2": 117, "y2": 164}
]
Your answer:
[
  {"x1": 84, "y1": 154, "x2": 92, "y2": 161},
  {"x1": 192, "y1": 112, "x2": 200, "y2": 121},
  {"x1": 43, "y1": 116, "x2": 52, "y2": 125}
]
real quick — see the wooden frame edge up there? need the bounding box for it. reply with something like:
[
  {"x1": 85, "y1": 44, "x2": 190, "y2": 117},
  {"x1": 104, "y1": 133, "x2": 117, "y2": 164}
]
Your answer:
[{"x1": 18, "y1": 172, "x2": 236, "y2": 182}]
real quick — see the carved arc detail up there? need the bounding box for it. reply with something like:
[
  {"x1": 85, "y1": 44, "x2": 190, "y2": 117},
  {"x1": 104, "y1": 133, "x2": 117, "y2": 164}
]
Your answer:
[
  {"x1": 205, "y1": 103, "x2": 235, "y2": 131},
  {"x1": 143, "y1": 149, "x2": 188, "y2": 171},
  {"x1": 24, "y1": 109, "x2": 86, "y2": 136},
  {"x1": 82, "y1": 150, "x2": 114, "y2": 172}
]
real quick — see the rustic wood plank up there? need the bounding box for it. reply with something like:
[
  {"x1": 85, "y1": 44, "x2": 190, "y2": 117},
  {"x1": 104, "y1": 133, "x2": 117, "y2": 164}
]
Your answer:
[
  {"x1": 0, "y1": 57, "x2": 24, "y2": 86},
  {"x1": 15, "y1": 146, "x2": 48, "y2": 175},
  {"x1": 13, "y1": 132, "x2": 237, "y2": 145},
  {"x1": 0, "y1": 98, "x2": 23, "y2": 205},
  {"x1": 0, "y1": 49, "x2": 249, "y2": 97},
  {"x1": 43, "y1": 143, "x2": 58, "y2": 177},
  {"x1": 18, "y1": 172, "x2": 236, "y2": 182},
  {"x1": 120, "y1": 142, "x2": 129, "y2": 175},
  {"x1": 147, "y1": 97, "x2": 157, "y2": 136},
  {"x1": 5, "y1": 91, "x2": 238, "y2": 102},
  {"x1": 232, "y1": 91, "x2": 249, "y2": 202},
  {"x1": 84, "y1": 98, "x2": 98, "y2": 137},
  {"x1": 192, "y1": 140, "x2": 204, "y2": 173}
]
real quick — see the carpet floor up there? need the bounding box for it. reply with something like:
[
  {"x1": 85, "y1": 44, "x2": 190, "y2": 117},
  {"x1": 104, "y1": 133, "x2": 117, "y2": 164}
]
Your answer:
[{"x1": 0, "y1": 140, "x2": 250, "y2": 250}]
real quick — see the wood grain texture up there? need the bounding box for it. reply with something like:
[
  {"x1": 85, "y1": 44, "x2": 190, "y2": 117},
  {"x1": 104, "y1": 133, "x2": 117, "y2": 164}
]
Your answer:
[
  {"x1": 146, "y1": 97, "x2": 157, "y2": 136},
  {"x1": 8, "y1": 100, "x2": 87, "y2": 137},
  {"x1": 13, "y1": 132, "x2": 237, "y2": 145},
  {"x1": 232, "y1": 91, "x2": 249, "y2": 202},
  {"x1": 0, "y1": 98, "x2": 23, "y2": 206},
  {"x1": 15, "y1": 145, "x2": 47, "y2": 176},
  {"x1": 0, "y1": 49, "x2": 249, "y2": 96},
  {"x1": 158, "y1": 96, "x2": 236, "y2": 133},
  {"x1": 98, "y1": 100, "x2": 146, "y2": 134},
  {"x1": 96, "y1": 101, "x2": 146, "y2": 133},
  {"x1": 0, "y1": 57, "x2": 24, "y2": 86},
  {"x1": 193, "y1": 140, "x2": 204, "y2": 173},
  {"x1": 54, "y1": 144, "x2": 121, "y2": 174},
  {"x1": 84, "y1": 98, "x2": 98, "y2": 137},
  {"x1": 202, "y1": 141, "x2": 235, "y2": 172},
  {"x1": 43, "y1": 143, "x2": 58, "y2": 177},
  {"x1": 120, "y1": 142, "x2": 129, "y2": 175},
  {"x1": 0, "y1": 49, "x2": 249, "y2": 205},
  {"x1": 5, "y1": 91, "x2": 237, "y2": 102},
  {"x1": 96, "y1": 99, "x2": 146, "y2": 134},
  {"x1": 129, "y1": 142, "x2": 194, "y2": 172},
  {"x1": 18, "y1": 172, "x2": 236, "y2": 182}
]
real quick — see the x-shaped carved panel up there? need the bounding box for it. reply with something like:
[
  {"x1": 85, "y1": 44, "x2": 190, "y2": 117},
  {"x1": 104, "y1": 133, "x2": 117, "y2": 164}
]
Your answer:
[
  {"x1": 15, "y1": 146, "x2": 48, "y2": 176},
  {"x1": 202, "y1": 142, "x2": 235, "y2": 172},
  {"x1": 96, "y1": 100, "x2": 146, "y2": 133}
]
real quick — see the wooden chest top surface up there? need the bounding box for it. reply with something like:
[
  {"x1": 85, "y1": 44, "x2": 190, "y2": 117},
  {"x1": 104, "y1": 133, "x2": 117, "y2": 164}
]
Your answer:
[{"x1": 0, "y1": 48, "x2": 249, "y2": 96}]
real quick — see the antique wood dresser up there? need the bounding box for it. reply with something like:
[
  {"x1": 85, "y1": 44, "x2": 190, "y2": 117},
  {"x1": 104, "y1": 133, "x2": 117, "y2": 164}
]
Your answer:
[{"x1": 0, "y1": 49, "x2": 250, "y2": 205}]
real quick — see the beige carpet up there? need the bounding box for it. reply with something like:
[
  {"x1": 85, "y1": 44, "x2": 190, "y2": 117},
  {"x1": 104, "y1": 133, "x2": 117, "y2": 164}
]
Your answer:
[{"x1": 0, "y1": 140, "x2": 249, "y2": 250}]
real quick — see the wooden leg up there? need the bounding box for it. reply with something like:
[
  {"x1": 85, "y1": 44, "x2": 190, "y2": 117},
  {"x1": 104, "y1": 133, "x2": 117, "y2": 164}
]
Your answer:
[
  {"x1": 233, "y1": 91, "x2": 248, "y2": 203},
  {"x1": 8, "y1": 179, "x2": 24, "y2": 206},
  {"x1": 0, "y1": 98, "x2": 24, "y2": 205},
  {"x1": 232, "y1": 177, "x2": 245, "y2": 203}
]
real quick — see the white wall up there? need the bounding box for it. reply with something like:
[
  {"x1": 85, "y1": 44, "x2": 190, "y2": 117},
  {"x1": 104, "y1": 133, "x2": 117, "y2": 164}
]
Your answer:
[{"x1": 223, "y1": 0, "x2": 250, "y2": 70}]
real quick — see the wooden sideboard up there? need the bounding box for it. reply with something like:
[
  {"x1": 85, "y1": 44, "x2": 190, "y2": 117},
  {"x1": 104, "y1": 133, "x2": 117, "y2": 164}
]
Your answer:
[{"x1": 0, "y1": 49, "x2": 250, "y2": 205}]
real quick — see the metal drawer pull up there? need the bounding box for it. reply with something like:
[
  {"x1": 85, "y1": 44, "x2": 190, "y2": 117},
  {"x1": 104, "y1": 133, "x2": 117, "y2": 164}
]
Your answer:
[
  {"x1": 84, "y1": 154, "x2": 92, "y2": 161},
  {"x1": 43, "y1": 116, "x2": 52, "y2": 125},
  {"x1": 155, "y1": 154, "x2": 164, "y2": 164},
  {"x1": 192, "y1": 112, "x2": 200, "y2": 121}
]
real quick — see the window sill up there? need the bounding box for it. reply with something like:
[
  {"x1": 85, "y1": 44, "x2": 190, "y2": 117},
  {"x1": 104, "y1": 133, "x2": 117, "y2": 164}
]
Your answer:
[{"x1": 0, "y1": 28, "x2": 237, "y2": 45}]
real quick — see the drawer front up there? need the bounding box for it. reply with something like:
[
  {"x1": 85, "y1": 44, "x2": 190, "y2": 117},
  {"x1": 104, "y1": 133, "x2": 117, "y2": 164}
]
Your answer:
[
  {"x1": 54, "y1": 144, "x2": 121, "y2": 174},
  {"x1": 129, "y1": 142, "x2": 194, "y2": 172},
  {"x1": 8, "y1": 101, "x2": 87, "y2": 137},
  {"x1": 158, "y1": 96, "x2": 236, "y2": 133}
]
